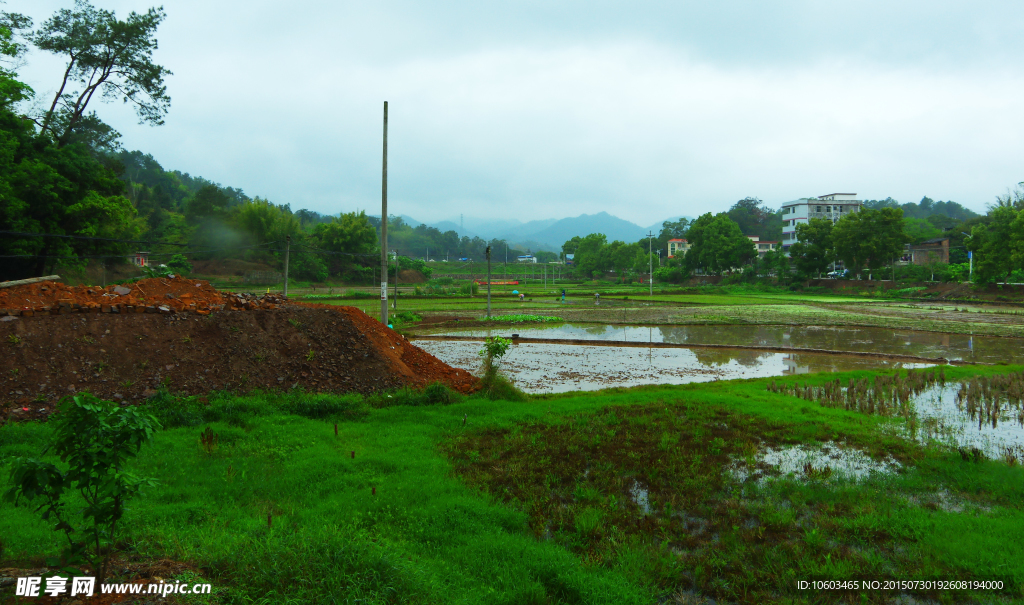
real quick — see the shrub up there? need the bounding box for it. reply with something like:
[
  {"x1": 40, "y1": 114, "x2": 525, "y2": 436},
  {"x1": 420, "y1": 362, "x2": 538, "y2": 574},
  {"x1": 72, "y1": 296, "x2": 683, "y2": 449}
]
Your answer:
[
  {"x1": 4, "y1": 394, "x2": 161, "y2": 584},
  {"x1": 166, "y1": 254, "x2": 193, "y2": 275},
  {"x1": 371, "y1": 383, "x2": 461, "y2": 408},
  {"x1": 283, "y1": 394, "x2": 367, "y2": 420},
  {"x1": 477, "y1": 336, "x2": 527, "y2": 401}
]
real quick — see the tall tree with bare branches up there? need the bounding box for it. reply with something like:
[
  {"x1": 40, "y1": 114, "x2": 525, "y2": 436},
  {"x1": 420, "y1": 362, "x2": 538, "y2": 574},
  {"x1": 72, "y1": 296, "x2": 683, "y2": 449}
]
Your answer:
[{"x1": 30, "y1": 0, "x2": 171, "y2": 147}]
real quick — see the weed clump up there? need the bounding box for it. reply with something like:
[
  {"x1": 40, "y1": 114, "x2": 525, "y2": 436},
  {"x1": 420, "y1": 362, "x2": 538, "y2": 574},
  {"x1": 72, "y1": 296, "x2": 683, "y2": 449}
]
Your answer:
[
  {"x1": 477, "y1": 336, "x2": 527, "y2": 401},
  {"x1": 369, "y1": 382, "x2": 462, "y2": 407}
]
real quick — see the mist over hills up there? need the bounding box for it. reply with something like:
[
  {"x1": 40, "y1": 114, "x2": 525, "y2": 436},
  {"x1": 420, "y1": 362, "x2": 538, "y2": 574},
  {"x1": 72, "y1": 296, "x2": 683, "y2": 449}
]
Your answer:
[{"x1": 395, "y1": 212, "x2": 692, "y2": 252}]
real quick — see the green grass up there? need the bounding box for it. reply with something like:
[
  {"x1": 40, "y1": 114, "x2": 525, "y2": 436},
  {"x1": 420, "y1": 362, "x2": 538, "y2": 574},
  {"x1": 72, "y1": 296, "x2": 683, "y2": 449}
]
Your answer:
[{"x1": 2, "y1": 368, "x2": 1023, "y2": 604}]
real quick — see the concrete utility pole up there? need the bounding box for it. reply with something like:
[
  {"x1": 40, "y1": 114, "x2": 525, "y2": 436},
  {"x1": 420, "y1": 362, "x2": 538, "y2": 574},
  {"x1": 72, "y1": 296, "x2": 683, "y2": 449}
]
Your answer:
[
  {"x1": 486, "y1": 245, "x2": 492, "y2": 318},
  {"x1": 647, "y1": 231, "x2": 654, "y2": 297},
  {"x1": 283, "y1": 235, "x2": 291, "y2": 297},
  {"x1": 380, "y1": 102, "x2": 388, "y2": 325}
]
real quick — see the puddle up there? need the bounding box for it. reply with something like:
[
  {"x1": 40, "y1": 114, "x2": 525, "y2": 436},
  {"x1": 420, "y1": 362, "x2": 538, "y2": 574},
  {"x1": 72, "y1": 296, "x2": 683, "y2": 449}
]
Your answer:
[
  {"x1": 428, "y1": 323, "x2": 1024, "y2": 364},
  {"x1": 415, "y1": 340, "x2": 931, "y2": 393},
  {"x1": 910, "y1": 384, "x2": 1024, "y2": 462},
  {"x1": 730, "y1": 442, "x2": 902, "y2": 484},
  {"x1": 629, "y1": 480, "x2": 651, "y2": 514}
]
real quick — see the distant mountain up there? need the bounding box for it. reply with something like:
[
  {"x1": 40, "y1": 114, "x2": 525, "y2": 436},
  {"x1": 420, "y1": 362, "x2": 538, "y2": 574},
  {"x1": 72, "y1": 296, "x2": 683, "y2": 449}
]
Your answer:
[
  {"x1": 524, "y1": 212, "x2": 649, "y2": 248},
  {"x1": 430, "y1": 220, "x2": 480, "y2": 239},
  {"x1": 493, "y1": 218, "x2": 559, "y2": 242},
  {"x1": 404, "y1": 212, "x2": 695, "y2": 251}
]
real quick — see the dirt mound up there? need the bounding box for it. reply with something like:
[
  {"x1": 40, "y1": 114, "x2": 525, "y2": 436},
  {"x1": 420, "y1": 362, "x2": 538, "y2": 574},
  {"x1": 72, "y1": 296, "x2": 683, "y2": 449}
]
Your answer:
[
  {"x1": 1, "y1": 303, "x2": 477, "y2": 424},
  {"x1": 0, "y1": 276, "x2": 250, "y2": 315}
]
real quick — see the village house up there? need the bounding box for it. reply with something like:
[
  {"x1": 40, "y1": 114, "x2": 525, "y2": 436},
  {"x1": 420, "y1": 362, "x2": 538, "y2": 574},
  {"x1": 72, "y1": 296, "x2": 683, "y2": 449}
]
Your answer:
[
  {"x1": 746, "y1": 235, "x2": 779, "y2": 258},
  {"x1": 667, "y1": 238, "x2": 689, "y2": 258},
  {"x1": 907, "y1": 237, "x2": 950, "y2": 265},
  {"x1": 781, "y1": 193, "x2": 862, "y2": 252}
]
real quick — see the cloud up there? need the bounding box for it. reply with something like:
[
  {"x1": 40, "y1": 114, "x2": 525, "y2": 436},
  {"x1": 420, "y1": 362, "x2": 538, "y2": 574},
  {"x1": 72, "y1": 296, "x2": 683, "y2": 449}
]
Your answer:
[{"x1": 15, "y1": 1, "x2": 1024, "y2": 224}]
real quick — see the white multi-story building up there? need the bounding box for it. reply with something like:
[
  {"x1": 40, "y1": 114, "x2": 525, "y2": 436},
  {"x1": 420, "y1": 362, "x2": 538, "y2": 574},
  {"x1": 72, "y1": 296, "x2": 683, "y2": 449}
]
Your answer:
[{"x1": 780, "y1": 193, "x2": 862, "y2": 251}]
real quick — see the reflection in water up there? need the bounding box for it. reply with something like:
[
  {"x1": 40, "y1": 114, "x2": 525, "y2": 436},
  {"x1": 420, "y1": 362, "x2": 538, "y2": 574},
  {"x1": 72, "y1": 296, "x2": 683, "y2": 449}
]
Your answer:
[
  {"x1": 431, "y1": 323, "x2": 1024, "y2": 364},
  {"x1": 912, "y1": 385, "x2": 1024, "y2": 462},
  {"x1": 416, "y1": 340, "x2": 930, "y2": 394}
]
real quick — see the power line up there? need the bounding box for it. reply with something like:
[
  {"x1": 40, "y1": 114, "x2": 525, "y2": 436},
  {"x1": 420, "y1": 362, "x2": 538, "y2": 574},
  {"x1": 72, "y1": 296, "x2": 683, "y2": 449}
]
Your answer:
[{"x1": 0, "y1": 230, "x2": 194, "y2": 247}]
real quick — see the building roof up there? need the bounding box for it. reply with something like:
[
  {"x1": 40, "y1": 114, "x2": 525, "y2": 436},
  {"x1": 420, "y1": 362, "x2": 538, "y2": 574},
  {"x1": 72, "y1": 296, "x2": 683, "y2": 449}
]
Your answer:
[
  {"x1": 668, "y1": 238, "x2": 687, "y2": 243},
  {"x1": 781, "y1": 196, "x2": 862, "y2": 207},
  {"x1": 780, "y1": 198, "x2": 814, "y2": 207},
  {"x1": 913, "y1": 237, "x2": 950, "y2": 245}
]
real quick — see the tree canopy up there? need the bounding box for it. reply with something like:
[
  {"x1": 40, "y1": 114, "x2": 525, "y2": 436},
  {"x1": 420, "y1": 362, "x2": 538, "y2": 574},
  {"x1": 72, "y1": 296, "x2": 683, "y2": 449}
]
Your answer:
[
  {"x1": 683, "y1": 213, "x2": 755, "y2": 274},
  {"x1": 831, "y1": 208, "x2": 908, "y2": 278}
]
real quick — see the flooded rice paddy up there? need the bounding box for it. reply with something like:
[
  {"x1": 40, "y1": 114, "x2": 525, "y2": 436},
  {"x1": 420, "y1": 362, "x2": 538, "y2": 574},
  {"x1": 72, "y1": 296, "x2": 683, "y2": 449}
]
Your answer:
[
  {"x1": 418, "y1": 323, "x2": 1024, "y2": 457},
  {"x1": 415, "y1": 340, "x2": 931, "y2": 393},
  {"x1": 911, "y1": 383, "x2": 1024, "y2": 463},
  {"x1": 427, "y1": 323, "x2": 1024, "y2": 364}
]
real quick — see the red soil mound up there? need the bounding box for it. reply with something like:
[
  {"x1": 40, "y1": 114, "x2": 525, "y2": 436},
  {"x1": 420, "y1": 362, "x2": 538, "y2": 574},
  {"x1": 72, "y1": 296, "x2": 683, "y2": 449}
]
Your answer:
[
  {"x1": 0, "y1": 276, "x2": 292, "y2": 316},
  {"x1": 0, "y1": 281, "x2": 477, "y2": 423}
]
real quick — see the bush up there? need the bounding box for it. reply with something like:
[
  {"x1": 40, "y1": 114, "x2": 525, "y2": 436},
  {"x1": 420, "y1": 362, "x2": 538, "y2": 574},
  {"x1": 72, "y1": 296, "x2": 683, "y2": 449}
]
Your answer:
[
  {"x1": 5, "y1": 394, "x2": 160, "y2": 584},
  {"x1": 476, "y1": 336, "x2": 527, "y2": 401},
  {"x1": 460, "y1": 282, "x2": 479, "y2": 295},
  {"x1": 370, "y1": 382, "x2": 462, "y2": 407},
  {"x1": 166, "y1": 254, "x2": 193, "y2": 275},
  {"x1": 283, "y1": 394, "x2": 367, "y2": 420},
  {"x1": 390, "y1": 311, "x2": 422, "y2": 326}
]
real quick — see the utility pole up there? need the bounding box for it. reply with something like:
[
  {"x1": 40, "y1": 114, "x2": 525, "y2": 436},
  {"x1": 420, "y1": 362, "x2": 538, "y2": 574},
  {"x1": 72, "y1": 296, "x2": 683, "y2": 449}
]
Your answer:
[
  {"x1": 380, "y1": 101, "x2": 388, "y2": 326},
  {"x1": 283, "y1": 235, "x2": 291, "y2": 297},
  {"x1": 962, "y1": 232, "x2": 973, "y2": 282},
  {"x1": 647, "y1": 231, "x2": 654, "y2": 297},
  {"x1": 486, "y1": 246, "x2": 492, "y2": 318}
]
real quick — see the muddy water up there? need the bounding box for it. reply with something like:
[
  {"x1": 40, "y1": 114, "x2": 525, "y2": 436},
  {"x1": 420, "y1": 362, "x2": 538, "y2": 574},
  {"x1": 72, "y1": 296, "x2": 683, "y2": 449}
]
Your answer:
[
  {"x1": 416, "y1": 340, "x2": 930, "y2": 394},
  {"x1": 429, "y1": 323, "x2": 1024, "y2": 364}
]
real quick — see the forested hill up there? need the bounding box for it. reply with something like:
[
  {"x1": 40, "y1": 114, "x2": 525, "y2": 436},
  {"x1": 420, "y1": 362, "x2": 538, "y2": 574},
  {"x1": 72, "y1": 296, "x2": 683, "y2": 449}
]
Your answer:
[{"x1": 863, "y1": 197, "x2": 979, "y2": 224}]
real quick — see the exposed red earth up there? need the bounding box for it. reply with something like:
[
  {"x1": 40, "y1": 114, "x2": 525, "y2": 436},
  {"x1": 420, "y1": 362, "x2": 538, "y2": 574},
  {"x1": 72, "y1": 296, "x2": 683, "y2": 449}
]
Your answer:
[{"x1": 0, "y1": 278, "x2": 477, "y2": 423}]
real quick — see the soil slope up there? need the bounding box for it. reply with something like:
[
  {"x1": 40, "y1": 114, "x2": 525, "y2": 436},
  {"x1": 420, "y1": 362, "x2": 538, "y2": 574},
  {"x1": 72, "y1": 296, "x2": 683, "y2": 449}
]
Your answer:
[{"x1": 1, "y1": 281, "x2": 477, "y2": 423}]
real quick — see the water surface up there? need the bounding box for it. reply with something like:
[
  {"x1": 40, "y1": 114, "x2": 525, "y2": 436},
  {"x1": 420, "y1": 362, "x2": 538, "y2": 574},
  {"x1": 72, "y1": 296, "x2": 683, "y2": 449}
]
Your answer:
[
  {"x1": 430, "y1": 323, "x2": 1024, "y2": 364},
  {"x1": 416, "y1": 340, "x2": 930, "y2": 394}
]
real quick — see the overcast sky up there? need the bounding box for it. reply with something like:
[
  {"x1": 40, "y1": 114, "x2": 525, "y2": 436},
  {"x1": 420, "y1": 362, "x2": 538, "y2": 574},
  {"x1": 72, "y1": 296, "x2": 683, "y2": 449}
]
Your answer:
[{"x1": 13, "y1": 1, "x2": 1024, "y2": 225}]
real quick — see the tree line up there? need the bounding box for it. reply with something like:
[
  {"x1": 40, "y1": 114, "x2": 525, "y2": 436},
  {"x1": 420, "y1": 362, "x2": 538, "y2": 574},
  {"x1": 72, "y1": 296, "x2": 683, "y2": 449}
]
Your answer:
[{"x1": 565, "y1": 195, "x2": 994, "y2": 284}]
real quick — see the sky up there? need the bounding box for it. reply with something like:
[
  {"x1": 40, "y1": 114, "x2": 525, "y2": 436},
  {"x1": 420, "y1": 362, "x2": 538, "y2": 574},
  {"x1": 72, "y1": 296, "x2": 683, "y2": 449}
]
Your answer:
[{"x1": 11, "y1": 0, "x2": 1024, "y2": 226}]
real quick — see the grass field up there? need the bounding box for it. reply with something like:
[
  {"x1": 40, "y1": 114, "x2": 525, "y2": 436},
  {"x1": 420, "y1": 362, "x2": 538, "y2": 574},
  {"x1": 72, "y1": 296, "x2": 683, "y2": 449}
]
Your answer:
[{"x1": 3, "y1": 366, "x2": 1023, "y2": 604}]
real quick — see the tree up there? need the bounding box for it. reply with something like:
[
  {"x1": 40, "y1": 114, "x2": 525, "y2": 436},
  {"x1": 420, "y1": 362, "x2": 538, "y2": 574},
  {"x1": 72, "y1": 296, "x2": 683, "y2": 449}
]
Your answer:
[
  {"x1": 969, "y1": 205, "x2": 1018, "y2": 284},
  {"x1": 5, "y1": 394, "x2": 160, "y2": 585},
  {"x1": 684, "y1": 213, "x2": 755, "y2": 274},
  {"x1": 31, "y1": 0, "x2": 171, "y2": 147},
  {"x1": 660, "y1": 218, "x2": 689, "y2": 240},
  {"x1": 570, "y1": 233, "x2": 607, "y2": 278},
  {"x1": 787, "y1": 218, "x2": 835, "y2": 277},
  {"x1": 0, "y1": 9, "x2": 33, "y2": 106},
  {"x1": 727, "y1": 197, "x2": 783, "y2": 242},
  {"x1": 761, "y1": 248, "x2": 790, "y2": 279},
  {"x1": 832, "y1": 208, "x2": 909, "y2": 279},
  {"x1": 313, "y1": 211, "x2": 378, "y2": 277},
  {"x1": 904, "y1": 217, "x2": 943, "y2": 243}
]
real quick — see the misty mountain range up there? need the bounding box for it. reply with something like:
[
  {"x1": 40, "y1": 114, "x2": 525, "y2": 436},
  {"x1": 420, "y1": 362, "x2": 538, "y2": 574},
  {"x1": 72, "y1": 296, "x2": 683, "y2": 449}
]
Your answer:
[{"x1": 393, "y1": 212, "x2": 692, "y2": 252}]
